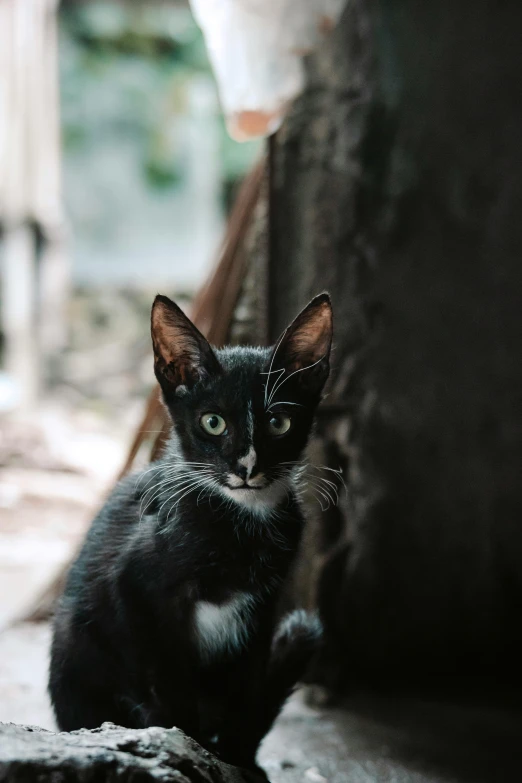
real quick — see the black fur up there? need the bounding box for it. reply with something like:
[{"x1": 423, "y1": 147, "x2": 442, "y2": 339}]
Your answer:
[{"x1": 49, "y1": 293, "x2": 332, "y2": 772}]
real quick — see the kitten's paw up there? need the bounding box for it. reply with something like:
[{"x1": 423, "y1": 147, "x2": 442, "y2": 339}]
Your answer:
[
  {"x1": 272, "y1": 609, "x2": 323, "y2": 657},
  {"x1": 269, "y1": 610, "x2": 323, "y2": 686}
]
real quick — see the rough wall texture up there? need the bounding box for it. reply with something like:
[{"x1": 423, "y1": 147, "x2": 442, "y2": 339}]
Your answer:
[
  {"x1": 269, "y1": 0, "x2": 522, "y2": 684},
  {"x1": 0, "y1": 722, "x2": 259, "y2": 783}
]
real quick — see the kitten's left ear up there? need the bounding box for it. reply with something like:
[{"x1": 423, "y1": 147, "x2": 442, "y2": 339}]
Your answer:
[
  {"x1": 270, "y1": 293, "x2": 333, "y2": 397},
  {"x1": 151, "y1": 294, "x2": 220, "y2": 398}
]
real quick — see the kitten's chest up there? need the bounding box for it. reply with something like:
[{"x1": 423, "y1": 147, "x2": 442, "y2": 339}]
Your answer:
[
  {"x1": 175, "y1": 520, "x2": 297, "y2": 661},
  {"x1": 194, "y1": 529, "x2": 285, "y2": 589},
  {"x1": 193, "y1": 591, "x2": 258, "y2": 662},
  {"x1": 192, "y1": 554, "x2": 283, "y2": 663}
]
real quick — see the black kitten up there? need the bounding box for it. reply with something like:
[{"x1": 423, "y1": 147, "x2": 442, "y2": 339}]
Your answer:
[{"x1": 49, "y1": 293, "x2": 333, "y2": 772}]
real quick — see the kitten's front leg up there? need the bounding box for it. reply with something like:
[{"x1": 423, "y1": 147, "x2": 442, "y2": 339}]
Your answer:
[
  {"x1": 146, "y1": 650, "x2": 200, "y2": 739},
  {"x1": 119, "y1": 566, "x2": 201, "y2": 738},
  {"x1": 215, "y1": 610, "x2": 323, "y2": 769},
  {"x1": 210, "y1": 648, "x2": 270, "y2": 771}
]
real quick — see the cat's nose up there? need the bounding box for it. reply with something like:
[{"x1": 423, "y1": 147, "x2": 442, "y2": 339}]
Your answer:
[
  {"x1": 235, "y1": 462, "x2": 259, "y2": 481},
  {"x1": 235, "y1": 447, "x2": 258, "y2": 482},
  {"x1": 235, "y1": 464, "x2": 248, "y2": 481}
]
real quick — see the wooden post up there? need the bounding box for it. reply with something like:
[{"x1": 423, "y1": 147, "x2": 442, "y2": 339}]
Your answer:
[
  {"x1": 0, "y1": 0, "x2": 67, "y2": 405},
  {"x1": 0, "y1": 224, "x2": 38, "y2": 408}
]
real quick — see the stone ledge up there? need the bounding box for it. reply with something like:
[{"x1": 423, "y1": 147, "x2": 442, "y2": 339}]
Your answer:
[{"x1": 0, "y1": 721, "x2": 261, "y2": 783}]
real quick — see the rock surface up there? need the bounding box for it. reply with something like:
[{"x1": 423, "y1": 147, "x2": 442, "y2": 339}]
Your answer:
[{"x1": 0, "y1": 721, "x2": 257, "y2": 783}]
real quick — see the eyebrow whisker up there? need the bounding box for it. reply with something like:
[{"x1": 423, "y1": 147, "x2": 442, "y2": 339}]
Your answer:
[{"x1": 266, "y1": 352, "x2": 327, "y2": 407}]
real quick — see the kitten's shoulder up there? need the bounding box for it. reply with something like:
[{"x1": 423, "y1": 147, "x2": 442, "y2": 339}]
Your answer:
[
  {"x1": 63, "y1": 472, "x2": 151, "y2": 593},
  {"x1": 81, "y1": 472, "x2": 142, "y2": 540}
]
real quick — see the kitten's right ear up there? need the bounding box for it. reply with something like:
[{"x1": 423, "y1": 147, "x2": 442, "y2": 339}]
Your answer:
[
  {"x1": 269, "y1": 293, "x2": 333, "y2": 397},
  {"x1": 151, "y1": 295, "x2": 220, "y2": 398}
]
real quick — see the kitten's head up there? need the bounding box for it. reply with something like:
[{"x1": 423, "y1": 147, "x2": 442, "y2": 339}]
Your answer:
[{"x1": 151, "y1": 293, "x2": 332, "y2": 514}]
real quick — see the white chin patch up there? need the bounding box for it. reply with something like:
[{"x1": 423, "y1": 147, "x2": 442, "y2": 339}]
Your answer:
[{"x1": 219, "y1": 482, "x2": 287, "y2": 515}]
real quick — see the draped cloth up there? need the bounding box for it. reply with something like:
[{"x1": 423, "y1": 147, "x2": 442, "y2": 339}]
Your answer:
[{"x1": 189, "y1": 0, "x2": 348, "y2": 140}]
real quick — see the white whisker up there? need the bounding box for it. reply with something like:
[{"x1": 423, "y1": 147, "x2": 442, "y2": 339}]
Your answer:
[
  {"x1": 266, "y1": 401, "x2": 305, "y2": 414},
  {"x1": 166, "y1": 479, "x2": 215, "y2": 524},
  {"x1": 316, "y1": 464, "x2": 347, "y2": 489},
  {"x1": 305, "y1": 477, "x2": 336, "y2": 506},
  {"x1": 267, "y1": 352, "x2": 327, "y2": 407},
  {"x1": 140, "y1": 470, "x2": 214, "y2": 515},
  {"x1": 155, "y1": 476, "x2": 213, "y2": 520},
  {"x1": 261, "y1": 329, "x2": 288, "y2": 408}
]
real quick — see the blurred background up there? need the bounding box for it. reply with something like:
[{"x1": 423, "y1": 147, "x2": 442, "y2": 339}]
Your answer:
[{"x1": 0, "y1": 0, "x2": 259, "y2": 726}]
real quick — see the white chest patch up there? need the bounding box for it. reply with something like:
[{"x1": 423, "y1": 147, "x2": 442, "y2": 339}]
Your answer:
[{"x1": 194, "y1": 592, "x2": 256, "y2": 661}]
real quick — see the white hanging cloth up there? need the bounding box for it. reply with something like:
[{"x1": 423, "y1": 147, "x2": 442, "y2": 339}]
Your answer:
[{"x1": 189, "y1": 0, "x2": 347, "y2": 141}]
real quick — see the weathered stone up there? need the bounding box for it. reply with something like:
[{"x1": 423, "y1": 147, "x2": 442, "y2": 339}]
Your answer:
[
  {"x1": 0, "y1": 722, "x2": 261, "y2": 783},
  {"x1": 269, "y1": 0, "x2": 522, "y2": 687}
]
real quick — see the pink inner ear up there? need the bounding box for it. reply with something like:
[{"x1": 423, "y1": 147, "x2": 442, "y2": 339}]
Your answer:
[
  {"x1": 151, "y1": 295, "x2": 220, "y2": 392},
  {"x1": 285, "y1": 302, "x2": 332, "y2": 367},
  {"x1": 153, "y1": 326, "x2": 199, "y2": 371},
  {"x1": 151, "y1": 300, "x2": 202, "y2": 387}
]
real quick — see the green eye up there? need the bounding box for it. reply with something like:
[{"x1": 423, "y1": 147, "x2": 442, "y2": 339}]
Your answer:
[
  {"x1": 268, "y1": 413, "x2": 291, "y2": 436},
  {"x1": 200, "y1": 413, "x2": 227, "y2": 436}
]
